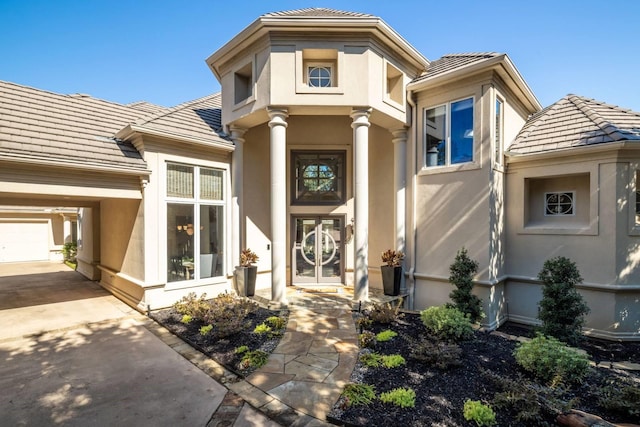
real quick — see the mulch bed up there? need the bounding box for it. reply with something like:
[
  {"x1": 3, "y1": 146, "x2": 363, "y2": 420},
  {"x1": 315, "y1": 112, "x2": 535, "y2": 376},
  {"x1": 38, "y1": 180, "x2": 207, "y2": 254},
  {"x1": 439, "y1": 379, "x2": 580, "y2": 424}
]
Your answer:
[
  {"x1": 150, "y1": 306, "x2": 287, "y2": 377},
  {"x1": 328, "y1": 314, "x2": 640, "y2": 427}
]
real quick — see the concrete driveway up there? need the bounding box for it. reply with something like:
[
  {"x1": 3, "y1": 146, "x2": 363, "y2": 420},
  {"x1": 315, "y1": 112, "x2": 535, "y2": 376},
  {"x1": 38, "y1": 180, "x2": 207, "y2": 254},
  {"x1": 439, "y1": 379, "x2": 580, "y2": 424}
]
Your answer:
[{"x1": 0, "y1": 262, "x2": 227, "y2": 426}]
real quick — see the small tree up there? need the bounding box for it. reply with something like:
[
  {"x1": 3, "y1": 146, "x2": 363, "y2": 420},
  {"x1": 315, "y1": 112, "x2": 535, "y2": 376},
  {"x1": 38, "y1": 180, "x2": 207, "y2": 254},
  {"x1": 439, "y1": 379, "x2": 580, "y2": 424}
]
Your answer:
[
  {"x1": 448, "y1": 247, "x2": 483, "y2": 323},
  {"x1": 537, "y1": 256, "x2": 590, "y2": 345}
]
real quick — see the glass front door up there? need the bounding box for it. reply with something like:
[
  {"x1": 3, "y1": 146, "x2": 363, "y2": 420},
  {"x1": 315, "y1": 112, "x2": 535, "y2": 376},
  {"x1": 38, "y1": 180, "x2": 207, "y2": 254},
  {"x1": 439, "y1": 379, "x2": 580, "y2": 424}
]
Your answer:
[{"x1": 293, "y1": 217, "x2": 343, "y2": 283}]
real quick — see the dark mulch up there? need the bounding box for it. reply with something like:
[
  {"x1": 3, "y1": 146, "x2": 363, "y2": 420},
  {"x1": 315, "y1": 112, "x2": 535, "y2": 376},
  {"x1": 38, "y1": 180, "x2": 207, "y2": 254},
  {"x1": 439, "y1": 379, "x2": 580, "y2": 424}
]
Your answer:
[
  {"x1": 328, "y1": 314, "x2": 640, "y2": 427},
  {"x1": 150, "y1": 306, "x2": 287, "y2": 377}
]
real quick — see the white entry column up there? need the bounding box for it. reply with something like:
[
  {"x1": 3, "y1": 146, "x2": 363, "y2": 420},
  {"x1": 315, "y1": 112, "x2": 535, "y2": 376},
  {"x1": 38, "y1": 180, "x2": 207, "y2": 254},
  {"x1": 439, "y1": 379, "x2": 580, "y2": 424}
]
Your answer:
[
  {"x1": 230, "y1": 126, "x2": 246, "y2": 271},
  {"x1": 351, "y1": 108, "x2": 372, "y2": 301},
  {"x1": 392, "y1": 128, "x2": 407, "y2": 294},
  {"x1": 267, "y1": 108, "x2": 288, "y2": 304}
]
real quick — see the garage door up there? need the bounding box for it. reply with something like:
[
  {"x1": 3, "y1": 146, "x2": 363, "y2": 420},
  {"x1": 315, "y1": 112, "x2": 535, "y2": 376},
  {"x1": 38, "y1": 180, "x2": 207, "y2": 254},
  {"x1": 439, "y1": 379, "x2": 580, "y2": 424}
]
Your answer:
[{"x1": 0, "y1": 222, "x2": 50, "y2": 263}]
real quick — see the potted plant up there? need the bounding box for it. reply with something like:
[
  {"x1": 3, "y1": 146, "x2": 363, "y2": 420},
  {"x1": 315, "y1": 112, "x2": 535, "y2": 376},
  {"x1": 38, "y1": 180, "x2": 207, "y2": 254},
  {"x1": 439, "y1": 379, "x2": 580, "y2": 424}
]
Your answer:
[
  {"x1": 381, "y1": 249, "x2": 404, "y2": 296},
  {"x1": 236, "y1": 248, "x2": 259, "y2": 296}
]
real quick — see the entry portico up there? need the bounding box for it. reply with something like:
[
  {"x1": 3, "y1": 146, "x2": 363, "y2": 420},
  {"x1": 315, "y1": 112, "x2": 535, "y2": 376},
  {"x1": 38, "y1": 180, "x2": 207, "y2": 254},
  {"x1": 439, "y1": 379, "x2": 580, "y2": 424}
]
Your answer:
[{"x1": 206, "y1": 9, "x2": 427, "y2": 303}]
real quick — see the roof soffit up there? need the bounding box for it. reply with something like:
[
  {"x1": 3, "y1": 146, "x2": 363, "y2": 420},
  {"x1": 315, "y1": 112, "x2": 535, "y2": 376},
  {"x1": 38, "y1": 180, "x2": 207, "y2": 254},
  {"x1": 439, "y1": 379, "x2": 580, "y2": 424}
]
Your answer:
[
  {"x1": 206, "y1": 12, "x2": 429, "y2": 80},
  {"x1": 408, "y1": 54, "x2": 541, "y2": 113}
]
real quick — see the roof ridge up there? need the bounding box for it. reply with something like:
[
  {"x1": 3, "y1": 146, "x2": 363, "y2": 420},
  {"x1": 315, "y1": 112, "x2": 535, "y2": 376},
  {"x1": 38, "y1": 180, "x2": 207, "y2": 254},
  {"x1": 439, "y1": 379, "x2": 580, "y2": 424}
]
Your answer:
[
  {"x1": 440, "y1": 52, "x2": 499, "y2": 58},
  {"x1": 516, "y1": 95, "x2": 571, "y2": 142},
  {"x1": 262, "y1": 7, "x2": 374, "y2": 18},
  {"x1": 567, "y1": 94, "x2": 639, "y2": 141},
  {"x1": 136, "y1": 92, "x2": 221, "y2": 126}
]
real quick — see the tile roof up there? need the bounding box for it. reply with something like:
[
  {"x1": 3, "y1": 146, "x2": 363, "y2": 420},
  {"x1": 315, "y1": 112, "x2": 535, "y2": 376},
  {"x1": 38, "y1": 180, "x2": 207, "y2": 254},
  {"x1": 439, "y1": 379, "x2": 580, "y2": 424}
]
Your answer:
[
  {"x1": 412, "y1": 52, "x2": 501, "y2": 83},
  {"x1": 0, "y1": 80, "x2": 149, "y2": 173},
  {"x1": 134, "y1": 93, "x2": 230, "y2": 145},
  {"x1": 262, "y1": 8, "x2": 374, "y2": 18},
  {"x1": 508, "y1": 95, "x2": 640, "y2": 155},
  {"x1": 126, "y1": 101, "x2": 170, "y2": 115}
]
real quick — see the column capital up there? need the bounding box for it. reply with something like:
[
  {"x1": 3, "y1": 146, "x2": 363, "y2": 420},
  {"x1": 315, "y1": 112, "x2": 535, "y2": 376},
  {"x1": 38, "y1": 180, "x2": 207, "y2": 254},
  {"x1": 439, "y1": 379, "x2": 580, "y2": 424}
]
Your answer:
[
  {"x1": 267, "y1": 107, "x2": 289, "y2": 128},
  {"x1": 391, "y1": 128, "x2": 408, "y2": 144},
  {"x1": 229, "y1": 125, "x2": 247, "y2": 142},
  {"x1": 350, "y1": 108, "x2": 372, "y2": 128}
]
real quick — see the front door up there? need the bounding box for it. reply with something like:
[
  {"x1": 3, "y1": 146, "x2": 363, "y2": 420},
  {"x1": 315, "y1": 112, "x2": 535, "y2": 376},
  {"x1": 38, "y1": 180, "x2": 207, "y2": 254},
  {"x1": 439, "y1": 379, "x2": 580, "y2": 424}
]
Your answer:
[{"x1": 293, "y1": 217, "x2": 343, "y2": 284}]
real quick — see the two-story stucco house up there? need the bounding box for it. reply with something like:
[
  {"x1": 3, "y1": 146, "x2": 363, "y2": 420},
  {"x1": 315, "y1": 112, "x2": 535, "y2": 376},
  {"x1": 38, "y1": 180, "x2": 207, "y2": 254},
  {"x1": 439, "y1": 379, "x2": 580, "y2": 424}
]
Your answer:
[{"x1": 1, "y1": 8, "x2": 639, "y2": 340}]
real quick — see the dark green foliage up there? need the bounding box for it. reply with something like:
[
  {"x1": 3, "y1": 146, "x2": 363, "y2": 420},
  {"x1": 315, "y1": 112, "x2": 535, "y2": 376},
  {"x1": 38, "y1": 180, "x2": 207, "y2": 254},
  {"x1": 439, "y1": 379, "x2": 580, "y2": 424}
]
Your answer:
[
  {"x1": 484, "y1": 369, "x2": 575, "y2": 426},
  {"x1": 408, "y1": 336, "x2": 462, "y2": 370},
  {"x1": 598, "y1": 381, "x2": 640, "y2": 418},
  {"x1": 62, "y1": 242, "x2": 77, "y2": 262},
  {"x1": 420, "y1": 306, "x2": 474, "y2": 342},
  {"x1": 448, "y1": 247, "x2": 484, "y2": 323},
  {"x1": 537, "y1": 256, "x2": 590, "y2": 345},
  {"x1": 514, "y1": 334, "x2": 589, "y2": 386}
]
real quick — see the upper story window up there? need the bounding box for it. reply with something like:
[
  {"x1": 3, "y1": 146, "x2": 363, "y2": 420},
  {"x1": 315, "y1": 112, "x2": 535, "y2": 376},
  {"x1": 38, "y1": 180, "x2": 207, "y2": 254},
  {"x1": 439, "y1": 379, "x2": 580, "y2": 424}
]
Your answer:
[
  {"x1": 425, "y1": 97, "x2": 474, "y2": 167},
  {"x1": 495, "y1": 98, "x2": 504, "y2": 166},
  {"x1": 308, "y1": 65, "x2": 332, "y2": 87},
  {"x1": 545, "y1": 192, "x2": 575, "y2": 216},
  {"x1": 292, "y1": 151, "x2": 345, "y2": 205}
]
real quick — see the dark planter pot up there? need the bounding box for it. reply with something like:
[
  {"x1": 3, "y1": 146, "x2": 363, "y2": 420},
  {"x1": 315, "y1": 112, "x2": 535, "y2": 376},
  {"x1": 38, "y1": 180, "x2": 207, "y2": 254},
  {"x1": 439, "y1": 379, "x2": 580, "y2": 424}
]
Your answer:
[
  {"x1": 235, "y1": 266, "x2": 257, "y2": 297},
  {"x1": 381, "y1": 265, "x2": 402, "y2": 296}
]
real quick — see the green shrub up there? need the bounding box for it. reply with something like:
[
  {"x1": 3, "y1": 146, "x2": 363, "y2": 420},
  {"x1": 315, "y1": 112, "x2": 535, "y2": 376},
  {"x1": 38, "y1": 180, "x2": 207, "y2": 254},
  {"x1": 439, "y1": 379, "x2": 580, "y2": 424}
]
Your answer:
[
  {"x1": 238, "y1": 350, "x2": 269, "y2": 370},
  {"x1": 62, "y1": 242, "x2": 77, "y2": 262},
  {"x1": 173, "y1": 292, "x2": 210, "y2": 320},
  {"x1": 448, "y1": 247, "x2": 484, "y2": 323},
  {"x1": 358, "y1": 331, "x2": 376, "y2": 348},
  {"x1": 234, "y1": 345, "x2": 249, "y2": 354},
  {"x1": 408, "y1": 337, "x2": 462, "y2": 370},
  {"x1": 341, "y1": 383, "x2": 376, "y2": 407},
  {"x1": 537, "y1": 256, "x2": 590, "y2": 345},
  {"x1": 266, "y1": 316, "x2": 285, "y2": 329},
  {"x1": 367, "y1": 299, "x2": 403, "y2": 324},
  {"x1": 253, "y1": 323, "x2": 272, "y2": 335},
  {"x1": 381, "y1": 354, "x2": 405, "y2": 368},
  {"x1": 420, "y1": 306, "x2": 473, "y2": 342},
  {"x1": 360, "y1": 353, "x2": 405, "y2": 368},
  {"x1": 180, "y1": 314, "x2": 193, "y2": 324},
  {"x1": 379, "y1": 387, "x2": 415, "y2": 408},
  {"x1": 463, "y1": 400, "x2": 496, "y2": 426},
  {"x1": 200, "y1": 293, "x2": 257, "y2": 338},
  {"x1": 598, "y1": 382, "x2": 640, "y2": 418},
  {"x1": 514, "y1": 334, "x2": 589, "y2": 385},
  {"x1": 199, "y1": 324, "x2": 213, "y2": 335},
  {"x1": 375, "y1": 329, "x2": 397, "y2": 342}
]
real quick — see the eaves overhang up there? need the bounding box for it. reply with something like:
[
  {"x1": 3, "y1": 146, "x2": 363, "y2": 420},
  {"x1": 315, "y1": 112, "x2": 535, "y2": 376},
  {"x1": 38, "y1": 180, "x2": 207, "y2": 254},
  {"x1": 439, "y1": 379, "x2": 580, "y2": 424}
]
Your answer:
[
  {"x1": 505, "y1": 140, "x2": 640, "y2": 164},
  {"x1": 0, "y1": 153, "x2": 151, "y2": 176},
  {"x1": 116, "y1": 124, "x2": 235, "y2": 153},
  {"x1": 407, "y1": 54, "x2": 541, "y2": 113},
  {"x1": 206, "y1": 15, "x2": 429, "y2": 80}
]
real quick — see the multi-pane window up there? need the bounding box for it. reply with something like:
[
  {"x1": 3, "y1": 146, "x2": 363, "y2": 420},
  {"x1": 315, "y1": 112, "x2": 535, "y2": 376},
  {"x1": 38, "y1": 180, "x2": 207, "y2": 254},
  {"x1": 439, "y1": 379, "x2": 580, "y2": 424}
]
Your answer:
[
  {"x1": 167, "y1": 163, "x2": 225, "y2": 283},
  {"x1": 495, "y1": 98, "x2": 504, "y2": 166},
  {"x1": 308, "y1": 65, "x2": 332, "y2": 87},
  {"x1": 545, "y1": 192, "x2": 574, "y2": 216},
  {"x1": 425, "y1": 97, "x2": 474, "y2": 167},
  {"x1": 292, "y1": 151, "x2": 345, "y2": 204}
]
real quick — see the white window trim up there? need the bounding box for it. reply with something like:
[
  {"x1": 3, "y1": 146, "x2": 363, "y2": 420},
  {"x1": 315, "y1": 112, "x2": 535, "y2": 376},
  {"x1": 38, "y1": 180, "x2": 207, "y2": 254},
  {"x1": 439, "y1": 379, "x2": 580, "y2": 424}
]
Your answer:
[
  {"x1": 420, "y1": 96, "x2": 478, "y2": 174},
  {"x1": 543, "y1": 191, "x2": 576, "y2": 217},
  {"x1": 163, "y1": 159, "x2": 229, "y2": 290},
  {"x1": 627, "y1": 166, "x2": 640, "y2": 235},
  {"x1": 494, "y1": 96, "x2": 505, "y2": 171},
  {"x1": 306, "y1": 62, "x2": 334, "y2": 88}
]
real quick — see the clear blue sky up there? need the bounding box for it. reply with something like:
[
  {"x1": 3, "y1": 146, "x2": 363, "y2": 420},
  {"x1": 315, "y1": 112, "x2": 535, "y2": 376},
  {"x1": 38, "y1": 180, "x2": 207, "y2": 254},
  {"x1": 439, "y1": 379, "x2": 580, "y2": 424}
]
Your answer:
[{"x1": 1, "y1": 0, "x2": 638, "y2": 111}]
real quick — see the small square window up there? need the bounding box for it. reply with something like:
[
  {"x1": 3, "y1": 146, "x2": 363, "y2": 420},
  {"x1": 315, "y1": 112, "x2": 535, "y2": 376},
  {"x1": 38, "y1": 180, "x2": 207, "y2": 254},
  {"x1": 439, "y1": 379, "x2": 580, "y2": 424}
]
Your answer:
[{"x1": 545, "y1": 192, "x2": 575, "y2": 216}]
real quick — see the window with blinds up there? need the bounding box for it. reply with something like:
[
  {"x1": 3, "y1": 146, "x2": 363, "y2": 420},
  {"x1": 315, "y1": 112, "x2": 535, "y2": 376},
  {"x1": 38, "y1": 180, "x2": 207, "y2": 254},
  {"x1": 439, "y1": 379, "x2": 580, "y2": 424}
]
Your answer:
[
  {"x1": 200, "y1": 168, "x2": 223, "y2": 200},
  {"x1": 167, "y1": 164, "x2": 194, "y2": 198}
]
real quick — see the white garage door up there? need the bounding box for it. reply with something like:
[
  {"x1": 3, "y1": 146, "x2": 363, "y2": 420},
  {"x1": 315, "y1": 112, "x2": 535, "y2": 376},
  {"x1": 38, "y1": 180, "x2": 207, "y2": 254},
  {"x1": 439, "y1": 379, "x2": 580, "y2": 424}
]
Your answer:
[{"x1": 0, "y1": 222, "x2": 50, "y2": 263}]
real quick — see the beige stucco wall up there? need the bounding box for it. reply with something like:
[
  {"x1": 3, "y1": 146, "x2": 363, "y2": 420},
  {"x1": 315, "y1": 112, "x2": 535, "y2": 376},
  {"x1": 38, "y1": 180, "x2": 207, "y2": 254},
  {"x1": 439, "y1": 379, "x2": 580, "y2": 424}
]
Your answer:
[{"x1": 505, "y1": 153, "x2": 640, "y2": 339}]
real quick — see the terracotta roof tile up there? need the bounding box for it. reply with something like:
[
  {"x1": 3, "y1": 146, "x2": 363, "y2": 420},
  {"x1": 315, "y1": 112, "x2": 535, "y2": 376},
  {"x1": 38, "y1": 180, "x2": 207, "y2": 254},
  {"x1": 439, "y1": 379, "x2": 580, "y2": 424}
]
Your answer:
[{"x1": 509, "y1": 95, "x2": 640, "y2": 155}]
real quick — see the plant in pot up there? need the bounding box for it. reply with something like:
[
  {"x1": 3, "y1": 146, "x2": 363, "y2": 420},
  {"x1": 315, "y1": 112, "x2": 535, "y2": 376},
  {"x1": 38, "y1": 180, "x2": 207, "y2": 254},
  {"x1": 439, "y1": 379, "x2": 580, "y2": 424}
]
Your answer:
[
  {"x1": 381, "y1": 249, "x2": 404, "y2": 296},
  {"x1": 236, "y1": 248, "x2": 259, "y2": 297}
]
